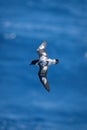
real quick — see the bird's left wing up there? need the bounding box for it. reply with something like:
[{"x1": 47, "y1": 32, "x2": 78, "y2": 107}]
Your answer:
[
  {"x1": 37, "y1": 41, "x2": 48, "y2": 58},
  {"x1": 38, "y1": 66, "x2": 50, "y2": 92}
]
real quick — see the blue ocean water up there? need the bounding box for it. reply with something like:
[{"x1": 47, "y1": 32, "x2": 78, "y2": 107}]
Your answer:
[{"x1": 0, "y1": 0, "x2": 87, "y2": 129}]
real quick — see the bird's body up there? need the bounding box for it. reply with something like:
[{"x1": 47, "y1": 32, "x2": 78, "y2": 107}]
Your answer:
[{"x1": 30, "y1": 41, "x2": 59, "y2": 92}]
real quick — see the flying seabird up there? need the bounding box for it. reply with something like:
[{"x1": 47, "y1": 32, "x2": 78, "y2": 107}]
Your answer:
[{"x1": 30, "y1": 41, "x2": 59, "y2": 92}]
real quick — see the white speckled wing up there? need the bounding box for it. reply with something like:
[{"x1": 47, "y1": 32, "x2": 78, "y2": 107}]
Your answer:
[
  {"x1": 37, "y1": 41, "x2": 48, "y2": 58},
  {"x1": 38, "y1": 66, "x2": 50, "y2": 92},
  {"x1": 38, "y1": 75, "x2": 50, "y2": 92}
]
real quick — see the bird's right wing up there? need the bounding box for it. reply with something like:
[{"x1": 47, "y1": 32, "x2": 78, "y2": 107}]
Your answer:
[{"x1": 37, "y1": 41, "x2": 48, "y2": 58}]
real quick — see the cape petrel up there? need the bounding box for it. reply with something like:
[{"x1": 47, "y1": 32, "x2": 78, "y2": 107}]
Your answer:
[{"x1": 30, "y1": 41, "x2": 59, "y2": 92}]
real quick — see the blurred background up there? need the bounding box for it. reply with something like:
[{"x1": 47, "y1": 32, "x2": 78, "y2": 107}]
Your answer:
[{"x1": 0, "y1": 0, "x2": 87, "y2": 130}]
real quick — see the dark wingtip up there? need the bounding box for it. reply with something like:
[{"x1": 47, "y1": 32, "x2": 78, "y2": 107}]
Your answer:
[
  {"x1": 46, "y1": 87, "x2": 50, "y2": 92},
  {"x1": 45, "y1": 87, "x2": 50, "y2": 92},
  {"x1": 42, "y1": 83, "x2": 50, "y2": 92}
]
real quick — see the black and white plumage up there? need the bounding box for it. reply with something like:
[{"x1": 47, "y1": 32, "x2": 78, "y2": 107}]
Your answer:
[{"x1": 30, "y1": 41, "x2": 59, "y2": 92}]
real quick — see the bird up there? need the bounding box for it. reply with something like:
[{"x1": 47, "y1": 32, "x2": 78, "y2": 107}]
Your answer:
[{"x1": 30, "y1": 41, "x2": 59, "y2": 92}]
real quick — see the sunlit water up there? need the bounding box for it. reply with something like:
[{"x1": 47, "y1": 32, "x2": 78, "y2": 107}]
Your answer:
[{"x1": 0, "y1": 0, "x2": 87, "y2": 129}]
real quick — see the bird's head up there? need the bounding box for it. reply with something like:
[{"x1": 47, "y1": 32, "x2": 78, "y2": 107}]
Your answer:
[{"x1": 30, "y1": 59, "x2": 39, "y2": 65}]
